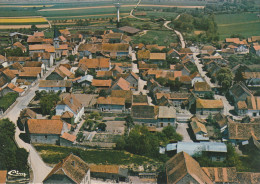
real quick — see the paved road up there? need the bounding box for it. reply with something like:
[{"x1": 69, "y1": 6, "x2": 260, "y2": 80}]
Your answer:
[
  {"x1": 163, "y1": 20, "x2": 185, "y2": 49},
  {"x1": 2, "y1": 59, "x2": 68, "y2": 183},
  {"x1": 176, "y1": 123, "x2": 192, "y2": 142}
]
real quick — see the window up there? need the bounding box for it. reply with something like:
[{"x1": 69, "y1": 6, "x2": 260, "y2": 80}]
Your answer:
[
  {"x1": 216, "y1": 156, "x2": 221, "y2": 161},
  {"x1": 45, "y1": 135, "x2": 47, "y2": 139}
]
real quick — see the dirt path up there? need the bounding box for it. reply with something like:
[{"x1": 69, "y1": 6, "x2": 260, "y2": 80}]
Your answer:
[{"x1": 38, "y1": 4, "x2": 204, "y2": 12}]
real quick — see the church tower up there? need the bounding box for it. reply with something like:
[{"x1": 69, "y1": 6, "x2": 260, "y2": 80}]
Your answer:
[{"x1": 53, "y1": 27, "x2": 60, "y2": 49}]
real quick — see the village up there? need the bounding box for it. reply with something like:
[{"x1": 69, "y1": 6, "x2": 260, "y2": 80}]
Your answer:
[{"x1": 0, "y1": 2, "x2": 260, "y2": 184}]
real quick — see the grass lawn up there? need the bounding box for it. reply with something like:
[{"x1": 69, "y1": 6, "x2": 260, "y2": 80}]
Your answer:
[
  {"x1": 132, "y1": 30, "x2": 177, "y2": 46},
  {"x1": 0, "y1": 92, "x2": 18, "y2": 112},
  {"x1": 215, "y1": 13, "x2": 260, "y2": 39},
  {"x1": 34, "y1": 144, "x2": 161, "y2": 166}
]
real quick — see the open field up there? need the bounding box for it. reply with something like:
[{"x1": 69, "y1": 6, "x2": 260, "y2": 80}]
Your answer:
[
  {"x1": 216, "y1": 13, "x2": 260, "y2": 39},
  {"x1": 0, "y1": 17, "x2": 47, "y2": 24},
  {"x1": 0, "y1": 24, "x2": 49, "y2": 29}
]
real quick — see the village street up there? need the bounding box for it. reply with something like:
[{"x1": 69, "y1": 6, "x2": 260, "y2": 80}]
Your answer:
[{"x1": 2, "y1": 59, "x2": 68, "y2": 183}]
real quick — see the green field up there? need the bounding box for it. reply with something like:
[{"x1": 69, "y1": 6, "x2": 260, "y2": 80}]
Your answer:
[
  {"x1": 132, "y1": 30, "x2": 177, "y2": 45},
  {"x1": 215, "y1": 13, "x2": 260, "y2": 39}
]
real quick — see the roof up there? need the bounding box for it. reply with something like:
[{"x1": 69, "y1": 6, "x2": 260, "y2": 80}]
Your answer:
[
  {"x1": 6, "y1": 83, "x2": 24, "y2": 93},
  {"x1": 237, "y1": 101, "x2": 248, "y2": 109},
  {"x1": 111, "y1": 90, "x2": 132, "y2": 104},
  {"x1": 246, "y1": 96, "x2": 260, "y2": 110},
  {"x1": 156, "y1": 92, "x2": 190, "y2": 100},
  {"x1": 196, "y1": 99, "x2": 223, "y2": 109},
  {"x1": 102, "y1": 43, "x2": 129, "y2": 52},
  {"x1": 58, "y1": 93, "x2": 83, "y2": 114},
  {"x1": 97, "y1": 96, "x2": 125, "y2": 106},
  {"x1": 58, "y1": 65, "x2": 73, "y2": 78},
  {"x1": 78, "y1": 43, "x2": 102, "y2": 53},
  {"x1": 137, "y1": 49, "x2": 150, "y2": 59},
  {"x1": 60, "y1": 132, "x2": 76, "y2": 142},
  {"x1": 165, "y1": 152, "x2": 213, "y2": 184},
  {"x1": 39, "y1": 80, "x2": 72, "y2": 88},
  {"x1": 78, "y1": 58, "x2": 110, "y2": 69},
  {"x1": 27, "y1": 36, "x2": 43, "y2": 43},
  {"x1": 150, "y1": 53, "x2": 166, "y2": 60},
  {"x1": 178, "y1": 48, "x2": 193, "y2": 54},
  {"x1": 194, "y1": 82, "x2": 211, "y2": 91},
  {"x1": 19, "y1": 67, "x2": 41, "y2": 77},
  {"x1": 190, "y1": 120, "x2": 207, "y2": 134},
  {"x1": 132, "y1": 105, "x2": 156, "y2": 119},
  {"x1": 158, "y1": 106, "x2": 176, "y2": 118},
  {"x1": 24, "y1": 61, "x2": 42, "y2": 67},
  {"x1": 112, "y1": 77, "x2": 130, "y2": 90},
  {"x1": 29, "y1": 44, "x2": 55, "y2": 53},
  {"x1": 146, "y1": 44, "x2": 166, "y2": 51},
  {"x1": 92, "y1": 79, "x2": 112, "y2": 87},
  {"x1": 133, "y1": 95, "x2": 148, "y2": 105},
  {"x1": 61, "y1": 111, "x2": 74, "y2": 119},
  {"x1": 202, "y1": 167, "x2": 237, "y2": 183},
  {"x1": 2, "y1": 68, "x2": 16, "y2": 79},
  {"x1": 119, "y1": 26, "x2": 140, "y2": 34},
  {"x1": 214, "y1": 113, "x2": 234, "y2": 128},
  {"x1": 33, "y1": 31, "x2": 44, "y2": 37},
  {"x1": 228, "y1": 122, "x2": 260, "y2": 140},
  {"x1": 89, "y1": 165, "x2": 120, "y2": 174},
  {"x1": 237, "y1": 172, "x2": 260, "y2": 184},
  {"x1": 0, "y1": 170, "x2": 7, "y2": 184},
  {"x1": 229, "y1": 82, "x2": 252, "y2": 100},
  {"x1": 43, "y1": 154, "x2": 89, "y2": 184},
  {"x1": 7, "y1": 56, "x2": 31, "y2": 62},
  {"x1": 27, "y1": 119, "x2": 63, "y2": 134}
]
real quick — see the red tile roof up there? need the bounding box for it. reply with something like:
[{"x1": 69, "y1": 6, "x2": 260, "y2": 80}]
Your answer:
[{"x1": 27, "y1": 119, "x2": 63, "y2": 134}]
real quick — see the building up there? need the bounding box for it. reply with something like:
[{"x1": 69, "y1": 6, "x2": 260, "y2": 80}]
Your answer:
[
  {"x1": 0, "y1": 170, "x2": 7, "y2": 184},
  {"x1": 78, "y1": 58, "x2": 110, "y2": 71},
  {"x1": 165, "y1": 152, "x2": 213, "y2": 184},
  {"x1": 111, "y1": 90, "x2": 133, "y2": 108},
  {"x1": 97, "y1": 96, "x2": 125, "y2": 112},
  {"x1": 46, "y1": 65, "x2": 74, "y2": 80},
  {"x1": 157, "y1": 106, "x2": 176, "y2": 127},
  {"x1": 235, "y1": 95, "x2": 260, "y2": 117},
  {"x1": 26, "y1": 119, "x2": 68, "y2": 144},
  {"x1": 89, "y1": 165, "x2": 128, "y2": 182},
  {"x1": 56, "y1": 93, "x2": 84, "y2": 123},
  {"x1": 91, "y1": 79, "x2": 112, "y2": 89},
  {"x1": 43, "y1": 153, "x2": 90, "y2": 184},
  {"x1": 196, "y1": 99, "x2": 224, "y2": 115},
  {"x1": 131, "y1": 105, "x2": 157, "y2": 126},
  {"x1": 166, "y1": 142, "x2": 227, "y2": 162},
  {"x1": 229, "y1": 82, "x2": 252, "y2": 103},
  {"x1": 190, "y1": 119, "x2": 209, "y2": 141},
  {"x1": 60, "y1": 132, "x2": 76, "y2": 147},
  {"x1": 193, "y1": 82, "x2": 212, "y2": 98},
  {"x1": 111, "y1": 77, "x2": 131, "y2": 91},
  {"x1": 39, "y1": 80, "x2": 72, "y2": 93}
]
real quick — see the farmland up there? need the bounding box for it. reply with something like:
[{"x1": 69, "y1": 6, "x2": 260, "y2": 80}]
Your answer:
[
  {"x1": 216, "y1": 13, "x2": 260, "y2": 39},
  {"x1": 0, "y1": 17, "x2": 47, "y2": 25}
]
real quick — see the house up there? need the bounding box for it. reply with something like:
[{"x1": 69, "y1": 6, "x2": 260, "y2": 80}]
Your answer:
[
  {"x1": 89, "y1": 165, "x2": 128, "y2": 182},
  {"x1": 146, "y1": 44, "x2": 166, "y2": 51},
  {"x1": 131, "y1": 105, "x2": 158, "y2": 126},
  {"x1": 196, "y1": 98, "x2": 224, "y2": 115},
  {"x1": 122, "y1": 72, "x2": 139, "y2": 89},
  {"x1": 92, "y1": 79, "x2": 112, "y2": 89},
  {"x1": 227, "y1": 122, "x2": 260, "y2": 144},
  {"x1": 102, "y1": 43, "x2": 131, "y2": 58},
  {"x1": 110, "y1": 77, "x2": 130, "y2": 91},
  {"x1": 32, "y1": 52, "x2": 54, "y2": 68},
  {"x1": 60, "y1": 132, "x2": 76, "y2": 147},
  {"x1": 78, "y1": 43, "x2": 102, "y2": 58},
  {"x1": 236, "y1": 172, "x2": 260, "y2": 184},
  {"x1": 119, "y1": 26, "x2": 140, "y2": 35},
  {"x1": 18, "y1": 67, "x2": 42, "y2": 82},
  {"x1": 137, "y1": 50, "x2": 150, "y2": 61},
  {"x1": 193, "y1": 82, "x2": 212, "y2": 98},
  {"x1": 97, "y1": 96, "x2": 125, "y2": 112},
  {"x1": 24, "y1": 61, "x2": 45, "y2": 72},
  {"x1": 111, "y1": 90, "x2": 133, "y2": 108},
  {"x1": 0, "y1": 68, "x2": 17, "y2": 85},
  {"x1": 26, "y1": 119, "x2": 68, "y2": 144},
  {"x1": 156, "y1": 92, "x2": 190, "y2": 108},
  {"x1": 29, "y1": 44, "x2": 55, "y2": 56},
  {"x1": 243, "y1": 72, "x2": 260, "y2": 88},
  {"x1": 43, "y1": 153, "x2": 90, "y2": 184},
  {"x1": 235, "y1": 95, "x2": 260, "y2": 117},
  {"x1": 0, "y1": 83, "x2": 24, "y2": 97},
  {"x1": 138, "y1": 61, "x2": 157, "y2": 72},
  {"x1": 72, "y1": 75, "x2": 93, "y2": 87},
  {"x1": 157, "y1": 106, "x2": 176, "y2": 127},
  {"x1": 39, "y1": 80, "x2": 72, "y2": 93},
  {"x1": 213, "y1": 113, "x2": 234, "y2": 133},
  {"x1": 46, "y1": 65, "x2": 74, "y2": 80},
  {"x1": 5, "y1": 57, "x2": 31, "y2": 66},
  {"x1": 201, "y1": 167, "x2": 238, "y2": 184},
  {"x1": 190, "y1": 119, "x2": 209, "y2": 141},
  {"x1": 19, "y1": 108, "x2": 37, "y2": 129},
  {"x1": 229, "y1": 82, "x2": 252, "y2": 103},
  {"x1": 13, "y1": 41, "x2": 27, "y2": 53},
  {"x1": 166, "y1": 142, "x2": 227, "y2": 162},
  {"x1": 200, "y1": 45, "x2": 216, "y2": 56},
  {"x1": 165, "y1": 151, "x2": 213, "y2": 184},
  {"x1": 167, "y1": 48, "x2": 180, "y2": 59},
  {"x1": 56, "y1": 93, "x2": 84, "y2": 123},
  {"x1": 178, "y1": 48, "x2": 193, "y2": 56},
  {"x1": 252, "y1": 45, "x2": 260, "y2": 56},
  {"x1": 78, "y1": 58, "x2": 110, "y2": 71}
]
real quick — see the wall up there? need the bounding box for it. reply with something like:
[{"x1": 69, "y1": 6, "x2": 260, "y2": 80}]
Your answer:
[
  {"x1": 39, "y1": 87, "x2": 66, "y2": 93},
  {"x1": 157, "y1": 118, "x2": 175, "y2": 127},
  {"x1": 30, "y1": 134, "x2": 60, "y2": 145},
  {"x1": 196, "y1": 108, "x2": 223, "y2": 115},
  {"x1": 60, "y1": 138, "x2": 74, "y2": 147},
  {"x1": 43, "y1": 174, "x2": 74, "y2": 184},
  {"x1": 176, "y1": 174, "x2": 200, "y2": 184},
  {"x1": 98, "y1": 104, "x2": 125, "y2": 112},
  {"x1": 80, "y1": 170, "x2": 91, "y2": 184}
]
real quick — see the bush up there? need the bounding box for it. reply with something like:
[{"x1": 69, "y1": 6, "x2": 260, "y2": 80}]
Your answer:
[{"x1": 0, "y1": 92, "x2": 18, "y2": 112}]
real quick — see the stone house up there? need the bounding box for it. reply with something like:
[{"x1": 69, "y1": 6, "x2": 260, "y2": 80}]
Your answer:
[
  {"x1": 110, "y1": 77, "x2": 131, "y2": 91},
  {"x1": 78, "y1": 58, "x2": 110, "y2": 71},
  {"x1": 91, "y1": 79, "x2": 112, "y2": 89},
  {"x1": 196, "y1": 99, "x2": 224, "y2": 115},
  {"x1": 55, "y1": 93, "x2": 84, "y2": 123},
  {"x1": 131, "y1": 105, "x2": 158, "y2": 126},
  {"x1": 97, "y1": 96, "x2": 125, "y2": 112},
  {"x1": 193, "y1": 81, "x2": 212, "y2": 98},
  {"x1": 26, "y1": 119, "x2": 69, "y2": 145},
  {"x1": 190, "y1": 119, "x2": 209, "y2": 141},
  {"x1": 46, "y1": 65, "x2": 74, "y2": 80},
  {"x1": 43, "y1": 153, "x2": 90, "y2": 184}
]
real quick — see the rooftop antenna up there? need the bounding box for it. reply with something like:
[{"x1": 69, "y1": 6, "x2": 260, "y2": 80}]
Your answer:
[{"x1": 114, "y1": 0, "x2": 121, "y2": 23}]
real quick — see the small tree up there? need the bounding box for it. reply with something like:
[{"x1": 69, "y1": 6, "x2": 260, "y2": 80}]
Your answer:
[
  {"x1": 97, "y1": 123, "x2": 107, "y2": 131},
  {"x1": 68, "y1": 55, "x2": 75, "y2": 64}
]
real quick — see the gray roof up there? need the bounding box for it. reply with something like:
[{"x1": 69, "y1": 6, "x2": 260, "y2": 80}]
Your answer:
[
  {"x1": 77, "y1": 75, "x2": 93, "y2": 83},
  {"x1": 158, "y1": 106, "x2": 176, "y2": 118},
  {"x1": 166, "y1": 142, "x2": 227, "y2": 156}
]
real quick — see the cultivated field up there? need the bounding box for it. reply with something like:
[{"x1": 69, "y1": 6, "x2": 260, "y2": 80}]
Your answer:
[
  {"x1": 216, "y1": 13, "x2": 260, "y2": 39},
  {"x1": 0, "y1": 17, "x2": 47, "y2": 24}
]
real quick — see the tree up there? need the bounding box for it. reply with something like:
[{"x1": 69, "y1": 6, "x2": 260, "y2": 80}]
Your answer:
[
  {"x1": 99, "y1": 89, "x2": 108, "y2": 97},
  {"x1": 68, "y1": 55, "x2": 75, "y2": 64},
  {"x1": 216, "y1": 68, "x2": 233, "y2": 92},
  {"x1": 125, "y1": 115, "x2": 134, "y2": 133},
  {"x1": 97, "y1": 123, "x2": 107, "y2": 131},
  {"x1": 162, "y1": 126, "x2": 183, "y2": 142},
  {"x1": 39, "y1": 92, "x2": 60, "y2": 115},
  {"x1": 31, "y1": 24, "x2": 38, "y2": 32},
  {"x1": 204, "y1": 91, "x2": 214, "y2": 99}
]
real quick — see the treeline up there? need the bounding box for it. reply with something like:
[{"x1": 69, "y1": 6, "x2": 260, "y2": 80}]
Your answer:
[{"x1": 0, "y1": 119, "x2": 28, "y2": 172}]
